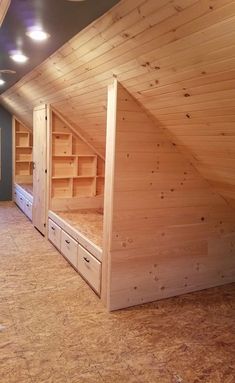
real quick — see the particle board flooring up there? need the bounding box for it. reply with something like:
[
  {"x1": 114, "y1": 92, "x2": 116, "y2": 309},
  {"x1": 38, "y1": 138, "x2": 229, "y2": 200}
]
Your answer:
[
  {"x1": 56, "y1": 209, "x2": 104, "y2": 248},
  {"x1": 0, "y1": 201, "x2": 234, "y2": 383}
]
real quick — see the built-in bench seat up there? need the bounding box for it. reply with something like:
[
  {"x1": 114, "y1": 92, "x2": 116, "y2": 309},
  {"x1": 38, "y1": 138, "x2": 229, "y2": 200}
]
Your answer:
[{"x1": 48, "y1": 209, "x2": 103, "y2": 295}]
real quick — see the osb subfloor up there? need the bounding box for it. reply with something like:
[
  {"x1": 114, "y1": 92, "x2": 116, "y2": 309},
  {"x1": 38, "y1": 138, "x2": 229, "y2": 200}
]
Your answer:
[
  {"x1": 57, "y1": 209, "x2": 103, "y2": 248},
  {"x1": 0, "y1": 202, "x2": 234, "y2": 383}
]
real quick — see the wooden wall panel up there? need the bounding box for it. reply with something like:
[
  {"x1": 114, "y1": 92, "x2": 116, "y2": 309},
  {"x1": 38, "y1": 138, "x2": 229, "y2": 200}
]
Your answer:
[
  {"x1": 103, "y1": 80, "x2": 235, "y2": 310},
  {"x1": 33, "y1": 105, "x2": 48, "y2": 235},
  {"x1": 0, "y1": 0, "x2": 235, "y2": 205}
]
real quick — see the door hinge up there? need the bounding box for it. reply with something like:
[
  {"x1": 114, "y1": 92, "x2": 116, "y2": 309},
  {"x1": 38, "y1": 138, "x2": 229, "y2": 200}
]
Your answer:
[
  {"x1": 45, "y1": 169, "x2": 47, "y2": 174},
  {"x1": 44, "y1": 223, "x2": 46, "y2": 227},
  {"x1": 45, "y1": 116, "x2": 47, "y2": 121}
]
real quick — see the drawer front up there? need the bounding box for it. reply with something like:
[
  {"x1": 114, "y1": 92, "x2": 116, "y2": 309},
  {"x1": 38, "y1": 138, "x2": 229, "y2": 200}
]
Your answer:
[
  {"x1": 25, "y1": 200, "x2": 33, "y2": 221},
  {"x1": 77, "y1": 245, "x2": 101, "y2": 294},
  {"x1": 61, "y1": 230, "x2": 78, "y2": 269},
  {"x1": 48, "y1": 219, "x2": 61, "y2": 250},
  {"x1": 14, "y1": 190, "x2": 20, "y2": 205},
  {"x1": 17, "y1": 192, "x2": 25, "y2": 211},
  {"x1": 13, "y1": 187, "x2": 17, "y2": 203}
]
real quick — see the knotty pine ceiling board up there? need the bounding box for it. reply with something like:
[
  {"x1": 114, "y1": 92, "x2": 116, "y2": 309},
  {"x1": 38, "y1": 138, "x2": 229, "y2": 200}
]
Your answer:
[
  {"x1": 0, "y1": 0, "x2": 120, "y2": 91},
  {"x1": 1, "y1": 0, "x2": 235, "y2": 205}
]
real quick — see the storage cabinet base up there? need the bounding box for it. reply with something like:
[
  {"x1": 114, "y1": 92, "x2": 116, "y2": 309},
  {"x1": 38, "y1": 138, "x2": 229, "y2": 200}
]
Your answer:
[
  {"x1": 13, "y1": 184, "x2": 33, "y2": 221},
  {"x1": 48, "y1": 217, "x2": 102, "y2": 296}
]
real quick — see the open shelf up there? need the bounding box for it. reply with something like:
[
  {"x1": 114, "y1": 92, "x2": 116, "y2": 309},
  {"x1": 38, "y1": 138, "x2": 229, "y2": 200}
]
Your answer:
[
  {"x1": 16, "y1": 147, "x2": 32, "y2": 161},
  {"x1": 52, "y1": 176, "x2": 72, "y2": 180},
  {"x1": 50, "y1": 111, "x2": 105, "y2": 201},
  {"x1": 73, "y1": 177, "x2": 96, "y2": 197},
  {"x1": 53, "y1": 155, "x2": 77, "y2": 158},
  {"x1": 52, "y1": 132, "x2": 72, "y2": 156},
  {"x1": 15, "y1": 132, "x2": 30, "y2": 147},
  {"x1": 77, "y1": 156, "x2": 97, "y2": 177},
  {"x1": 52, "y1": 156, "x2": 77, "y2": 178},
  {"x1": 15, "y1": 162, "x2": 32, "y2": 176},
  {"x1": 52, "y1": 178, "x2": 73, "y2": 198},
  {"x1": 16, "y1": 146, "x2": 33, "y2": 149},
  {"x1": 14, "y1": 120, "x2": 33, "y2": 183},
  {"x1": 16, "y1": 160, "x2": 33, "y2": 163}
]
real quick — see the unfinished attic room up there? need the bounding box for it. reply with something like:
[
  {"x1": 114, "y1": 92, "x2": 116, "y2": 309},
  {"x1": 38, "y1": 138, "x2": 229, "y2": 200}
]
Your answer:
[{"x1": 0, "y1": 0, "x2": 235, "y2": 381}]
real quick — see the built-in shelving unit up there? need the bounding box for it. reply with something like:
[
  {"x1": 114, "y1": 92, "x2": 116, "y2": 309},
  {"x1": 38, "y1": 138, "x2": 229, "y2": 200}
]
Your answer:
[
  {"x1": 51, "y1": 111, "x2": 105, "y2": 200},
  {"x1": 14, "y1": 119, "x2": 33, "y2": 184},
  {"x1": 12, "y1": 117, "x2": 34, "y2": 222}
]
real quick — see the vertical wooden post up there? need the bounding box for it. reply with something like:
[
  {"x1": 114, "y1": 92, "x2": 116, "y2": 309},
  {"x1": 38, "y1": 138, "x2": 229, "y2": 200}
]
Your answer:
[
  {"x1": 33, "y1": 104, "x2": 48, "y2": 236},
  {"x1": 102, "y1": 79, "x2": 118, "y2": 309}
]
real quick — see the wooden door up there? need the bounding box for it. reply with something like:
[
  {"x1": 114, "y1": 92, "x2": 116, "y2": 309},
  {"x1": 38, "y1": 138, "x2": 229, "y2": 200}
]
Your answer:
[{"x1": 33, "y1": 105, "x2": 47, "y2": 235}]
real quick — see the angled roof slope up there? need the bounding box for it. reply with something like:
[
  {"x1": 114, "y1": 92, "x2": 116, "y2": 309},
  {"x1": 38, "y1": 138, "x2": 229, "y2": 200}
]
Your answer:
[{"x1": 1, "y1": 0, "x2": 235, "y2": 206}]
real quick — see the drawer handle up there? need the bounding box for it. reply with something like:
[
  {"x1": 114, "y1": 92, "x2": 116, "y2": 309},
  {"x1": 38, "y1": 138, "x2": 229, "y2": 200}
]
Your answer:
[
  {"x1": 51, "y1": 226, "x2": 55, "y2": 231},
  {"x1": 83, "y1": 257, "x2": 90, "y2": 263},
  {"x1": 65, "y1": 239, "x2": 70, "y2": 244},
  {"x1": 20, "y1": 197, "x2": 23, "y2": 201},
  {"x1": 26, "y1": 204, "x2": 29, "y2": 207}
]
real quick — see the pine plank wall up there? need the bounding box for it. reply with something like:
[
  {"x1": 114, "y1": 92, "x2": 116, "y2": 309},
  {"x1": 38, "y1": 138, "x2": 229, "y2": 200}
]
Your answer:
[
  {"x1": 102, "y1": 81, "x2": 235, "y2": 310},
  {"x1": 0, "y1": 0, "x2": 235, "y2": 309}
]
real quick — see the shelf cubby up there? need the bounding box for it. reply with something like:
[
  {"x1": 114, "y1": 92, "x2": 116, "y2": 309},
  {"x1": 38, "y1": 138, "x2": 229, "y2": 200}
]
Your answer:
[
  {"x1": 14, "y1": 120, "x2": 33, "y2": 183},
  {"x1": 15, "y1": 132, "x2": 30, "y2": 147},
  {"x1": 15, "y1": 147, "x2": 32, "y2": 162},
  {"x1": 52, "y1": 156, "x2": 77, "y2": 178},
  {"x1": 52, "y1": 132, "x2": 72, "y2": 156},
  {"x1": 15, "y1": 162, "x2": 31, "y2": 176},
  {"x1": 77, "y1": 156, "x2": 97, "y2": 177},
  {"x1": 50, "y1": 110, "x2": 105, "y2": 201},
  {"x1": 52, "y1": 178, "x2": 73, "y2": 198},
  {"x1": 73, "y1": 177, "x2": 96, "y2": 197}
]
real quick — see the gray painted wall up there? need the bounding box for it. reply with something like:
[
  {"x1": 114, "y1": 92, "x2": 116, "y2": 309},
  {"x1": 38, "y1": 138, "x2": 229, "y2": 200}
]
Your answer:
[{"x1": 0, "y1": 105, "x2": 12, "y2": 201}]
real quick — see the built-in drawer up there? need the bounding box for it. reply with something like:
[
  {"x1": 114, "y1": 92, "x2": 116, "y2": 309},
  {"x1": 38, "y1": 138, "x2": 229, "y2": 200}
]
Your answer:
[
  {"x1": 17, "y1": 192, "x2": 25, "y2": 212},
  {"x1": 61, "y1": 230, "x2": 78, "y2": 269},
  {"x1": 24, "y1": 200, "x2": 33, "y2": 221},
  {"x1": 48, "y1": 219, "x2": 61, "y2": 250},
  {"x1": 77, "y1": 245, "x2": 101, "y2": 295},
  {"x1": 13, "y1": 187, "x2": 17, "y2": 203},
  {"x1": 14, "y1": 189, "x2": 19, "y2": 204}
]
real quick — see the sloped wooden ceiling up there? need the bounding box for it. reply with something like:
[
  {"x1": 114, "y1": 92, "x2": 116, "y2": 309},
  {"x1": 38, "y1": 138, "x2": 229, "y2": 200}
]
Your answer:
[{"x1": 1, "y1": 0, "x2": 235, "y2": 206}]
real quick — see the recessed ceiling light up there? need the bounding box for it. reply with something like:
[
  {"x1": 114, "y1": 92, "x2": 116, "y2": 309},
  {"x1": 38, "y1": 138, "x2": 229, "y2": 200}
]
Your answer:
[
  {"x1": 0, "y1": 78, "x2": 5, "y2": 86},
  {"x1": 10, "y1": 52, "x2": 28, "y2": 63},
  {"x1": 26, "y1": 29, "x2": 50, "y2": 42}
]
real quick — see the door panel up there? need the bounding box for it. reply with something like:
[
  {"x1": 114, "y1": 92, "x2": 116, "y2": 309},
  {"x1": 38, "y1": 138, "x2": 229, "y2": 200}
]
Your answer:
[{"x1": 33, "y1": 105, "x2": 47, "y2": 235}]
